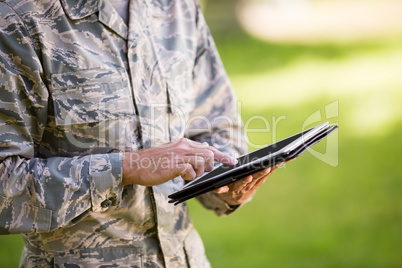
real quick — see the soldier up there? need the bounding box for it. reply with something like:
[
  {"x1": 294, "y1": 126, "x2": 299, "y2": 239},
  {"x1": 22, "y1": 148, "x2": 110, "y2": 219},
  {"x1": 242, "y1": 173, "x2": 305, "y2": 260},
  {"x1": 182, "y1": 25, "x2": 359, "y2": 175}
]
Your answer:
[{"x1": 0, "y1": 0, "x2": 277, "y2": 267}]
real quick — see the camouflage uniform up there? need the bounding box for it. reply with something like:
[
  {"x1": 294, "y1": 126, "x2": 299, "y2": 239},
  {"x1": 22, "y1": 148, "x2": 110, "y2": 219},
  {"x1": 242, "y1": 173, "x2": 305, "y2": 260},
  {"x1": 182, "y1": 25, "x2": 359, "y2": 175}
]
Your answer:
[{"x1": 0, "y1": 0, "x2": 247, "y2": 267}]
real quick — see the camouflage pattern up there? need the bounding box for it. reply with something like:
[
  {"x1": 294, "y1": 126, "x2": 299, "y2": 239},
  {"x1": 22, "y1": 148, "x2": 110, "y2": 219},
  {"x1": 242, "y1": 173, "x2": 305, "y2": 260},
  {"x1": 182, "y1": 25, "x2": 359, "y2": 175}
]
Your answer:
[{"x1": 0, "y1": 0, "x2": 247, "y2": 267}]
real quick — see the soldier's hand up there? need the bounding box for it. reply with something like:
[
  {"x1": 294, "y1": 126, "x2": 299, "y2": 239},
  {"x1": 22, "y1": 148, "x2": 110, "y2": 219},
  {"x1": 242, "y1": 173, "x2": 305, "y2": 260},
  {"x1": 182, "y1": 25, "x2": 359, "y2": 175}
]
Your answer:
[
  {"x1": 122, "y1": 138, "x2": 237, "y2": 187},
  {"x1": 214, "y1": 163, "x2": 282, "y2": 205}
]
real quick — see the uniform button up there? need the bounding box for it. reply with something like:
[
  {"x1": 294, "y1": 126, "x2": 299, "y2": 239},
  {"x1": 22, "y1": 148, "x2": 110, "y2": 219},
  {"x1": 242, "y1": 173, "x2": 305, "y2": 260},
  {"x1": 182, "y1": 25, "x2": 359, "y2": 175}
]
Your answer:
[{"x1": 101, "y1": 199, "x2": 113, "y2": 208}]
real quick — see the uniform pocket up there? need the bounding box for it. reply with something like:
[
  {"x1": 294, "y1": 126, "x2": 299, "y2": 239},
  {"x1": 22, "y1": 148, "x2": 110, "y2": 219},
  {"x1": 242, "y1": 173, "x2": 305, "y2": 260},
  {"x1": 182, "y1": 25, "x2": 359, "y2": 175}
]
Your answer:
[
  {"x1": 51, "y1": 68, "x2": 135, "y2": 126},
  {"x1": 167, "y1": 78, "x2": 195, "y2": 116},
  {"x1": 166, "y1": 56, "x2": 195, "y2": 141},
  {"x1": 54, "y1": 247, "x2": 143, "y2": 268},
  {"x1": 167, "y1": 78, "x2": 195, "y2": 141},
  {"x1": 50, "y1": 68, "x2": 138, "y2": 155},
  {"x1": 0, "y1": 195, "x2": 52, "y2": 234}
]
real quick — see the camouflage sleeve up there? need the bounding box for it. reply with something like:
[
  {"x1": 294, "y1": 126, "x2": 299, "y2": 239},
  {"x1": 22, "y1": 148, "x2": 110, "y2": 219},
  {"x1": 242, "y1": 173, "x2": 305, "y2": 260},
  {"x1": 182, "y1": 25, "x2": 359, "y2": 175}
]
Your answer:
[
  {"x1": 186, "y1": 3, "x2": 248, "y2": 216},
  {"x1": 0, "y1": 3, "x2": 123, "y2": 234}
]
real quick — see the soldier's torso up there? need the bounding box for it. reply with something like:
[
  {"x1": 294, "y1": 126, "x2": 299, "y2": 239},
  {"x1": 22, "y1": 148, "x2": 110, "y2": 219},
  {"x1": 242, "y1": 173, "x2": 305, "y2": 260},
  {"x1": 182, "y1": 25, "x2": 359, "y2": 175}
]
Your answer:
[{"x1": 6, "y1": 0, "x2": 209, "y2": 266}]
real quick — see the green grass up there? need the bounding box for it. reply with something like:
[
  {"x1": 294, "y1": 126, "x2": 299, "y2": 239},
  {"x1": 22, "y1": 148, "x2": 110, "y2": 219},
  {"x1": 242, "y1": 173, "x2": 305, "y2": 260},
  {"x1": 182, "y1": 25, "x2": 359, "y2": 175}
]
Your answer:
[
  {"x1": 0, "y1": 235, "x2": 23, "y2": 267},
  {"x1": 1, "y1": 26, "x2": 401, "y2": 268}
]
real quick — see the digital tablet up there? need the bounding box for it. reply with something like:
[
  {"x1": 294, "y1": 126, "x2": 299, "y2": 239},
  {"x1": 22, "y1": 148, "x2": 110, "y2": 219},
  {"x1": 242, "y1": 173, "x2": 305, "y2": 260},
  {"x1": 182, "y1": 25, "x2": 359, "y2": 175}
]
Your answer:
[{"x1": 168, "y1": 121, "x2": 338, "y2": 205}]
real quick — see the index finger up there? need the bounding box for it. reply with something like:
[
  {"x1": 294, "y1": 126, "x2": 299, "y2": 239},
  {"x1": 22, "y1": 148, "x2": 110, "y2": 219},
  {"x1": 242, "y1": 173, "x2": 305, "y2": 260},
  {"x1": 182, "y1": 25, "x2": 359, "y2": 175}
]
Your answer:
[{"x1": 209, "y1": 146, "x2": 238, "y2": 166}]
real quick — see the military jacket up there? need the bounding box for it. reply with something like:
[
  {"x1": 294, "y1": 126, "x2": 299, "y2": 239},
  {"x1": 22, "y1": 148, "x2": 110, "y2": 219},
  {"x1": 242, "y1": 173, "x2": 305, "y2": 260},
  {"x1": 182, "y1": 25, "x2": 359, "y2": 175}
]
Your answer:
[{"x1": 0, "y1": 0, "x2": 246, "y2": 267}]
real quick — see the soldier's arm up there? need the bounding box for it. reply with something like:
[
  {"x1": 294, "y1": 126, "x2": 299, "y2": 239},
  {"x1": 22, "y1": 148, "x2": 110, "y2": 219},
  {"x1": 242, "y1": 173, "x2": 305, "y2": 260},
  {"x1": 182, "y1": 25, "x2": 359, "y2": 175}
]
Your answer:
[
  {"x1": 0, "y1": 3, "x2": 123, "y2": 234},
  {"x1": 186, "y1": 3, "x2": 248, "y2": 215}
]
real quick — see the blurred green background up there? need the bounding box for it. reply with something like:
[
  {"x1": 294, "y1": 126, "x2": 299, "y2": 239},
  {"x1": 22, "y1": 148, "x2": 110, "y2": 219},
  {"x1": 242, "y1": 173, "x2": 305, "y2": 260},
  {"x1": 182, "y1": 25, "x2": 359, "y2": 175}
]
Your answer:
[
  {"x1": 191, "y1": 0, "x2": 402, "y2": 267},
  {"x1": 1, "y1": 0, "x2": 401, "y2": 267}
]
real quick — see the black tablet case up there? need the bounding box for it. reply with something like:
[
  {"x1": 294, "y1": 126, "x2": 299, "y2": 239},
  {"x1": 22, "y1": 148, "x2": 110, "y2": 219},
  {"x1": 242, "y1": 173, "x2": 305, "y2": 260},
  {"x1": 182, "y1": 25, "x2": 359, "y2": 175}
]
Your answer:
[{"x1": 168, "y1": 122, "x2": 338, "y2": 205}]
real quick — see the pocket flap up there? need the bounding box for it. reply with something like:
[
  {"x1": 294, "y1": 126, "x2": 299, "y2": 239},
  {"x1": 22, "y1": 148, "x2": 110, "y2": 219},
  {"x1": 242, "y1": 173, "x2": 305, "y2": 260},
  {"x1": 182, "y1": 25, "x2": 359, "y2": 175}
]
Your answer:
[{"x1": 51, "y1": 68, "x2": 135, "y2": 126}]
